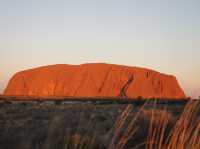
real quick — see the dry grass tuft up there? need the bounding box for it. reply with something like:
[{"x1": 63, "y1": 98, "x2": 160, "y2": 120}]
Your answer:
[
  {"x1": 146, "y1": 100, "x2": 200, "y2": 149},
  {"x1": 109, "y1": 103, "x2": 148, "y2": 149},
  {"x1": 64, "y1": 133, "x2": 96, "y2": 149},
  {"x1": 64, "y1": 101, "x2": 200, "y2": 149}
]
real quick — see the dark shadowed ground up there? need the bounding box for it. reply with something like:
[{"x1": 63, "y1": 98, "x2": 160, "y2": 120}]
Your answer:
[{"x1": 0, "y1": 97, "x2": 198, "y2": 149}]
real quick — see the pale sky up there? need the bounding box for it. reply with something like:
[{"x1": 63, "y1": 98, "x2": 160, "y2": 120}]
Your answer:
[{"x1": 0, "y1": 0, "x2": 200, "y2": 98}]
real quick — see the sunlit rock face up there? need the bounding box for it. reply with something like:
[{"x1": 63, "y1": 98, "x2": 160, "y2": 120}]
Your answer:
[{"x1": 4, "y1": 63, "x2": 186, "y2": 99}]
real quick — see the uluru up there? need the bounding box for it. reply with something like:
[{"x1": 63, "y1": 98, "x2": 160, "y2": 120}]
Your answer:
[{"x1": 4, "y1": 63, "x2": 186, "y2": 99}]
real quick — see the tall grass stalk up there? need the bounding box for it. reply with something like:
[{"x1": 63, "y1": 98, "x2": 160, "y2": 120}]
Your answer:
[
  {"x1": 109, "y1": 102, "x2": 148, "y2": 149},
  {"x1": 64, "y1": 101, "x2": 200, "y2": 149},
  {"x1": 146, "y1": 101, "x2": 200, "y2": 149}
]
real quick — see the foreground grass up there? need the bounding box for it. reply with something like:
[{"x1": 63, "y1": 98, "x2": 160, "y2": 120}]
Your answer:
[
  {"x1": 146, "y1": 101, "x2": 200, "y2": 149},
  {"x1": 64, "y1": 100, "x2": 200, "y2": 149}
]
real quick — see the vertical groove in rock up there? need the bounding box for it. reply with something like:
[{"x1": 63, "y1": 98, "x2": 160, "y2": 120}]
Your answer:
[
  {"x1": 89, "y1": 75, "x2": 98, "y2": 93},
  {"x1": 119, "y1": 74, "x2": 134, "y2": 98},
  {"x1": 22, "y1": 75, "x2": 28, "y2": 95},
  {"x1": 53, "y1": 70, "x2": 61, "y2": 96},
  {"x1": 160, "y1": 81, "x2": 163, "y2": 94},
  {"x1": 73, "y1": 68, "x2": 88, "y2": 96},
  {"x1": 98, "y1": 66, "x2": 112, "y2": 93}
]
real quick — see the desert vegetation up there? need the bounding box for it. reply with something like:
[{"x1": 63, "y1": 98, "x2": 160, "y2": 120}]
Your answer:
[
  {"x1": 62, "y1": 100, "x2": 200, "y2": 149},
  {"x1": 0, "y1": 97, "x2": 199, "y2": 149}
]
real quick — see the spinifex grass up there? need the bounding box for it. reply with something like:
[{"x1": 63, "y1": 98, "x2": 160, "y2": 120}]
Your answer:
[
  {"x1": 64, "y1": 107, "x2": 99, "y2": 149},
  {"x1": 146, "y1": 100, "x2": 200, "y2": 149},
  {"x1": 108, "y1": 103, "x2": 147, "y2": 149},
  {"x1": 64, "y1": 101, "x2": 200, "y2": 149}
]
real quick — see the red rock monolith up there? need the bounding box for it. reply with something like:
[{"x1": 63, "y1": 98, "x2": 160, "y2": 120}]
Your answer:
[{"x1": 4, "y1": 63, "x2": 186, "y2": 99}]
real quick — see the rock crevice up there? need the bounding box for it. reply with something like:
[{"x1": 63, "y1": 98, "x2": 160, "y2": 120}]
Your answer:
[{"x1": 119, "y1": 74, "x2": 134, "y2": 98}]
